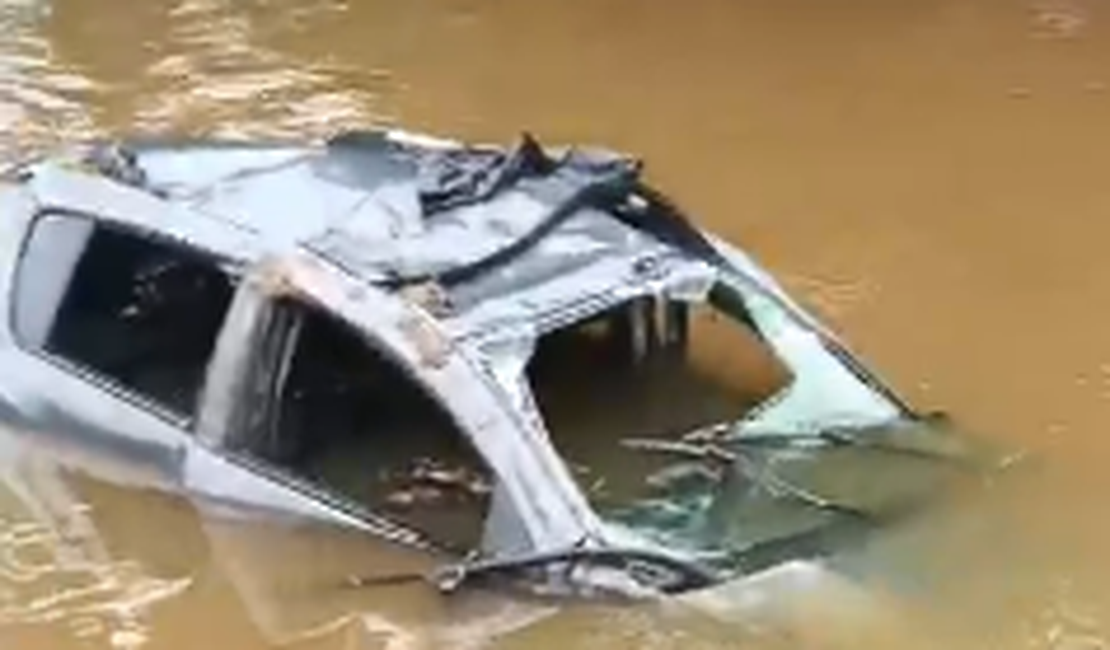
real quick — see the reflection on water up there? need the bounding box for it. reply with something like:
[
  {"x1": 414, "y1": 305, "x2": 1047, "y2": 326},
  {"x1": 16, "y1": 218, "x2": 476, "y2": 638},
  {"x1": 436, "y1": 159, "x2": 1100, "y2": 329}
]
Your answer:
[
  {"x1": 3, "y1": 0, "x2": 1110, "y2": 648},
  {"x1": 0, "y1": 0, "x2": 96, "y2": 162},
  {"x1": 0, "y1": 438, "x2": 190, "y2": 649}
]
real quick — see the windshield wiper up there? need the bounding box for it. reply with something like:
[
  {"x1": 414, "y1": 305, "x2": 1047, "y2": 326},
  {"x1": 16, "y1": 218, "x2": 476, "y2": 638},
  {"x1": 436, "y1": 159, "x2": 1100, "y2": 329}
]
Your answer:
[{"x1": 348, "y1": 543, "x2": 719, "y2": 595}]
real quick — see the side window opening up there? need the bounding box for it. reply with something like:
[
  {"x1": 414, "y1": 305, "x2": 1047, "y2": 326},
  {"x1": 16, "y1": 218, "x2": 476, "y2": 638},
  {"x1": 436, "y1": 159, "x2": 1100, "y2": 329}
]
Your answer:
[
  {"x1": 524, "y1": 286, "x2": 793, "y2": 510},
  {"x1": 12, "y1": 212, "x2": 235, "y2": 420},
  {"x1": 238, "y1": 298, "x2": 493, "y2": 553}
]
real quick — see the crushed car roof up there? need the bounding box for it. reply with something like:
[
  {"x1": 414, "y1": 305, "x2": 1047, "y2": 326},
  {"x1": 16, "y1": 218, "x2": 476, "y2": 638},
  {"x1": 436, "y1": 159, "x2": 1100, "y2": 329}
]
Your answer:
[{"x1": 20, "y1": 129, "x2": 727, "y2": 342}]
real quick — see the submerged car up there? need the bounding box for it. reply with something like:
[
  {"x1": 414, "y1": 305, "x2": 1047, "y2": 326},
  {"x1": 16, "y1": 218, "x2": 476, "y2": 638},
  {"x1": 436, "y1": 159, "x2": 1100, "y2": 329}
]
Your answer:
[{"x1": 0, "y1": 128, "x2": 1012, "y2": 600}]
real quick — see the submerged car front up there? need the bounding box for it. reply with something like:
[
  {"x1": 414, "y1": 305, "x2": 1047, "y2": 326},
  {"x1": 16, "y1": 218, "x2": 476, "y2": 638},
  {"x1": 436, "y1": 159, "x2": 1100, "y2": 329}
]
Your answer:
[{"x1": 443, "y1": 222, "x2": 1016, "y2": 598}]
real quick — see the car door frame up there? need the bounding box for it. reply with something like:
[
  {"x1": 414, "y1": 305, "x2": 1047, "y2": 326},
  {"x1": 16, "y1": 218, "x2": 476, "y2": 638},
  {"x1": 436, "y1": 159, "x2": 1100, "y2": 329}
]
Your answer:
[
  {"x1": 193, "y1": 253, "x2": 608, "y2": 558},
  {"x1": 0, "y1": 197, "x2": 224, "y2": 488}
]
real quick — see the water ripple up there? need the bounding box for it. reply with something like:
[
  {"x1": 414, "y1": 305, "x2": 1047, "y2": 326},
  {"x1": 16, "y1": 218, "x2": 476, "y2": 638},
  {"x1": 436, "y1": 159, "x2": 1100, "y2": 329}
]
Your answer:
[
  {"x1": 129, "y1": 0, "x2": 388, "y2": 138},
  {"x1": 0, "y1": 0, "x2": 389, "y2": 160},
  {"x1": 0, "y1": 502, "x2": 191, "y2": 649},
  {"x1": 0, "y1": 10, "x2": 98, "y2": 160}
]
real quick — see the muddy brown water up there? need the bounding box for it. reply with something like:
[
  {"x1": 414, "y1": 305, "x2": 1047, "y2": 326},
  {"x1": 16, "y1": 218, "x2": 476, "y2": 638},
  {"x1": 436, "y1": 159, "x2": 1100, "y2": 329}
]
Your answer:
[{"x1": 3, "y1": 0, "x2": 1110, "y2": 648}]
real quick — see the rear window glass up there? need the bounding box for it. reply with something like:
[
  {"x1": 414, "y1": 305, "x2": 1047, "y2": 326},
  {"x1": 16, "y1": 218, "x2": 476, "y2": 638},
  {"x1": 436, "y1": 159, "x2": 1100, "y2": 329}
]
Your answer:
[{"x1": 12, "y1": 212, "x2": 235, "y2": 419}]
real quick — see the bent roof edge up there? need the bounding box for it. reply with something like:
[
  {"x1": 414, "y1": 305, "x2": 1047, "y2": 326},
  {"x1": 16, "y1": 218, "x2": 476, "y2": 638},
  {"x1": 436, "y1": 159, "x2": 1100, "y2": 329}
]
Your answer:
[{"x1": 19, "y1": 129, "x2": 726, "y2": 304}]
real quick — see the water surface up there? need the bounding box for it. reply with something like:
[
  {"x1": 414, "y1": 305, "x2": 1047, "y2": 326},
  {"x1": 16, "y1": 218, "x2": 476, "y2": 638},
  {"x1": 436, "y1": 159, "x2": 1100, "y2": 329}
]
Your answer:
[{"x1": 2, "y1": 0, "x2": 1110, "y2": 648}]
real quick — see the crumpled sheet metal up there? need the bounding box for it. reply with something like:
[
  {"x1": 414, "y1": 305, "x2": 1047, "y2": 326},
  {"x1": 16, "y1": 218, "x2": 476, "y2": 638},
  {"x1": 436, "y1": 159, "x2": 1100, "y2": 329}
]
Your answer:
[
  {"x1": 304, "y1": 140, "x2": 641, "y2": 288},
  {"x1": 308, "y1": 188, "x2": 557, "y2": 284},
  {"x1": 446, "y1": 247, "x2": 718, "y2": 345}
]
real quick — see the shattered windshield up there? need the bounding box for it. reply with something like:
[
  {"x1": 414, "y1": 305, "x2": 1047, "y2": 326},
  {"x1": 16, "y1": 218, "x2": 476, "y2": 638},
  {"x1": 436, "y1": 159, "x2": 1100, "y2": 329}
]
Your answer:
[
  {"x1": 519, "y1": 274, "x2": 995, "y2": 577},
  {"x1": 523, "y1": 284, "x2": 790, "y2": 509}
]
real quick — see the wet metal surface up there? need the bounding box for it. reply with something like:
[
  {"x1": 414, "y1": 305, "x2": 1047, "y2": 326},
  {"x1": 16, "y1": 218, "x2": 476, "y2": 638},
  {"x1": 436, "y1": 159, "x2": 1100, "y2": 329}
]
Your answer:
[{"x1": 3, "y1": 0, "x2": 1110, "y2": 648}]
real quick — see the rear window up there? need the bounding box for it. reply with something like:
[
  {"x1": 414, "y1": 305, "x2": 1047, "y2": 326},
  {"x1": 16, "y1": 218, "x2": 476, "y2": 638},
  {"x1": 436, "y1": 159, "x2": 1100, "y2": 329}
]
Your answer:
[{"x1": 12, "y1": 212, "x2": 235, "y2": 420}]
